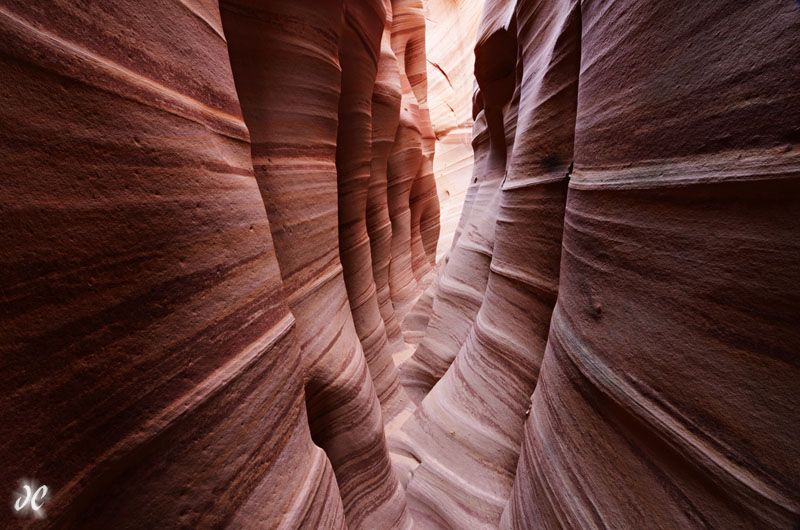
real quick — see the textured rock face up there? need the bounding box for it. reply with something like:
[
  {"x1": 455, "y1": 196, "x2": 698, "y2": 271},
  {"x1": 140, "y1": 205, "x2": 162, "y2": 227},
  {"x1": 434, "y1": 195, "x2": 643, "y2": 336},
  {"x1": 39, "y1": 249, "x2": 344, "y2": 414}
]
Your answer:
[
  {"x1": 425, "y1": 0, "x2": 483, "y2": 257},
  {"x1": 369, "y1": 2, "x2": 406, "y2": 348},
  {"x1": 220, "y1": 2, "x2": 411, "y2": 528},
  {"x1": 386, "y1": 0, "x2": 437, "y2": 322},
  {"x1": 387, "y1": 98, "x2": 424, "y2": 318},
  {"x1": 399, "y1": 0, "x2": 580, "y2": 526},
  {"x1": 0, "y1": 0, "x2": 448, "y2": 527},
  {"x1": 398, "y1": 1, "x2": 518, "y2": 405},
  {"x1": 399, "y1": 0, "x2": 800, "y2": 529},
  {"x1": 392, "y1": 0, "x2": 439, "y2": 285},
  {"x1": 0, "y1": 1, "x2": 346, "y2": 527},
  {"x1": 336, "y1": 0, "x2": 409, "y2": 424},
  {"x1": 3, "y1": 0, "x2": 798, "y2": 528},
  {"x1": 502, "y1": 1, "x2": 800, "y2": 528}
]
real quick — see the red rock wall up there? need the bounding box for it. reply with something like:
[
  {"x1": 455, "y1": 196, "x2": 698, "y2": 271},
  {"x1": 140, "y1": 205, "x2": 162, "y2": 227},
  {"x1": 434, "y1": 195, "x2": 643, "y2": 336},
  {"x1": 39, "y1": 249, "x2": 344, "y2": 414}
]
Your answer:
[
  {"x1": 369, "y1": 1, "x2": 406, "y2": 348},
  {"x1": 387, "y1": 0, "x2": 437, "y2": 323},
  {"x1": 392, "y1": 0, "x2": 439, "y2": 282},
  {"x1": 0, "y1": 0, "x2": 346, "y2": 527},
  {"x1": 398, "y1": 1, "x2": 518, "y2": 405},
  {"x1": 425, "y1": 0, "x2": 483, "y2": 258},
  {"x1": 398, "y1": 0, "x2": 800, "y2": 528},
  {"x1": 3, "y1": 0, "x2": 797, "y2": 527},
  {"x1": 220, "y1": 2, "x2": 411, "y2": 528},
  {"x1": 1, "y1": 0, "x2": 449, "y2": 527},
  {"x1": 397, "y1": 0, "x2": 581, "y2": 526},
  {"x1": 337, "y1": 0, "x2": 410, "y2": 425},
  {"x1": 502, "y1": 1, "x2": 800, "y2": 528}
]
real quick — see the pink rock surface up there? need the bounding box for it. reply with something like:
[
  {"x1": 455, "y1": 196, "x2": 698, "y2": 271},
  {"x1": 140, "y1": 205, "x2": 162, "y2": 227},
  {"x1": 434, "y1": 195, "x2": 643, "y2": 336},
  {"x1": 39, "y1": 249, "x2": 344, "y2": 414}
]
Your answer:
[
  {"x1": 0, "y1": 0, "x2": 345, "y2": 527},
  {"x1": 398, "y1": 0, "x2": 580, "y2": 526},
  {"x1": 3, "y1": 0, "x2": 798, "y2": 527},
  {"x1": 336, "y1": 0, "x2": 410, "y2": 425},
  {"x1": 400, "y1": 118, "x2": 489, "y2": 349},
  {"x1": 425, "y1": 0, "x2": 482, "y2": 258},
  {"x1": 398, "y1": 1, "x2": 518, "y2": 405},
  {"x1": 387, "y1": 0, "x2": 445, "y2": 324},
  {"x1": 1, "y1": 0, "x2": 458, "y2": 527},
  {"x1": 387, "y1": 100, "x2": 424, "y2": 318},
  {"x1": 392, "y1": 0, "x2": 440, "y2": 282},
  {"x1": 369, "y1": 2, "x2": 406, "y2": 348},
  {"x1": 503, "y1": 2, "x2": 800, "y2": 528},
  {"x1": 221, "y1": 1, "x2": 411, "y2": 528}
]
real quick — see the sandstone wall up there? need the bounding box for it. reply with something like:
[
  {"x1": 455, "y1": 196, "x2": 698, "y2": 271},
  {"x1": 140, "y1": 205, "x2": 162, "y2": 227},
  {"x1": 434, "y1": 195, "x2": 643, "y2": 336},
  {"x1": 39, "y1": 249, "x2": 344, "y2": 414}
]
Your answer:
[
  {"x1": 425, "y1": 0, "x2": 483, "y2": 258},
  {"x1": 2, "y1": 0, "x2": 797, "y2": 528},
  {"x1": 0, "y1": 0, "x2": 449, "y2": 527},
  {"x1": 400, "y1": 0, "x2": 800, "y2": 528},
  {"x1": 0, "y1": 1, "x2": 347, "y2": 527}
]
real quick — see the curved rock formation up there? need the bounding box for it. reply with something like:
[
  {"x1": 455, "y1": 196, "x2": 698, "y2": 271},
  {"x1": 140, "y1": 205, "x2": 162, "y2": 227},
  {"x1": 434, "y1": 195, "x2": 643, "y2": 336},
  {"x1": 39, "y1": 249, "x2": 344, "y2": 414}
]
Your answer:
[
  {"x1": 0, "y1": 1, "x2": 345, "y2": 527},
  {"x1": 409, "y1": 161, "x2": 440, "y2": 283},
  {"x1": 424, "y1": 0, "x2": 483, "y2": 257},
  {"x1": 392, "y1": 0, "x2": 440, "y2": 282},
  {"x1": 220, "y1": 1, "x2": 410, "y2": 528},
  {"x1": 368, "y1": 1, "x2": 405, "y2": 348},
  {"x1": 398, "y1": 0, "x2": 581, "y2": 526},
  {"x1": 336, "y1": 0, "x2": 409, "y2": 424},
  {"x1": 398, "y1": 2, "x2": 518, "y2": 405},
  {"x1": 400, "y1": 92, "x2": 488, "y2": 347},
  {"x1": 386, "y1": 0, "x2": 436, "y2": 321},
  {"x1": 502, "y1": 1, "x2": 800, "y2": 528},
  {"x1": 387, "y1": 98, "x2": 424, "y2": 318},
  {"x1": 3, "y1": 0, "x2": 798, "y2": 528}
]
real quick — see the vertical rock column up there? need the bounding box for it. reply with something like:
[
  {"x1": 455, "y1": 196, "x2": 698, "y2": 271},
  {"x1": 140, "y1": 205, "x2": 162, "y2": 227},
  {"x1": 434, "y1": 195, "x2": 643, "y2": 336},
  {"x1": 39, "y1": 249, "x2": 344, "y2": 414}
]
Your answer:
[
  {"x1": 336, "y1": 0, "x2": 409, "y2": 424},
  {"x1": 368, "y1": 1, "x2": 405, "y2": 348},
  {"x1": 396, "y1": 0, "x2": 581, "y2": 527},
  {"x1": 407, "y1": 19, "x2": 441, "y2": 276},
  {"x1": 399, "y1": 2, "x2": 518, "y2": 404},
  {"x1": 386, "y1": 61, "x2": 424, "y2": 318},
  {"x1": 220, "y1": 2, "x2": 411, "y2": 528},
  {"x1": 503, "y1": 1, "x2": 800, "y2": 528},
  {"x1": 400, "y1": 0, "x2": 484, "y2": 347},
  {"x1": 392, "y1": 0, "x2": 440, "y2": 283},
  {"x1": 423, "y1": 0, "x2": 483, "y2": 258},
  {"x1": 400, "y1": 94, "x2": 489, "y2": 349},
  {"x1": 386, "y1": 0, "x2": 442, "y2": 319},
  {"x1": 409, "y1": 162, "x2": 440, "y2": 282},
  {"x1": 0, "y1": 0, "x2": 345, "y2": 528}
]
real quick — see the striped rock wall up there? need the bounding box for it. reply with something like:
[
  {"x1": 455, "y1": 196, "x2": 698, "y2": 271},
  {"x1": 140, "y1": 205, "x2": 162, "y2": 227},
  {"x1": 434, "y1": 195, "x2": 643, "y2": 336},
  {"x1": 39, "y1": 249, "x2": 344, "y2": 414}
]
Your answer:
[
  {"x1": 0, "y1": 0, "x2": 454, "y2": 528},
  {"x1": 2, "y1": 0, "x2": 797, "y2": 528},
  {"x1": 400, "y1": 0, "x2": 800, "y2": 528},
  {"x1": 0, "y1": 0, "x2": 348, "y2": 527}
]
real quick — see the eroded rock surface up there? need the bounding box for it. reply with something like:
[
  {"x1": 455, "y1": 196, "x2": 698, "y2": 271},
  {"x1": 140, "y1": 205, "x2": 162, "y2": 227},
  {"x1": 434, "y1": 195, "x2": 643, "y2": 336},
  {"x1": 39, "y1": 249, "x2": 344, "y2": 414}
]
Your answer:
[
  {"x1": 502, "y1": 2, "x2": 800, "y2": 528},
  {"x1": 401, "y1": 0, "x2": 800, "y2": 529},
  {"x1": 221, "y1": 2, "x2": 411, "y2": 527},
  {"x1": 2, "y1": 0, "x2": 798, "y2": 529},
  {"x1": 0, "y1": 1, "x2": 346, "y2": 527}
]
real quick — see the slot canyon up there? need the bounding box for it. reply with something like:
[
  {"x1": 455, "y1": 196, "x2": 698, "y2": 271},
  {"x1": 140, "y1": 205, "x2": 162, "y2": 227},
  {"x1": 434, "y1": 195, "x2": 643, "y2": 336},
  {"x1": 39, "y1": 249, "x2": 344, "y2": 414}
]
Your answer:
[{"x1": 0, "y1": 0, "x2": 798, "y2": 528}]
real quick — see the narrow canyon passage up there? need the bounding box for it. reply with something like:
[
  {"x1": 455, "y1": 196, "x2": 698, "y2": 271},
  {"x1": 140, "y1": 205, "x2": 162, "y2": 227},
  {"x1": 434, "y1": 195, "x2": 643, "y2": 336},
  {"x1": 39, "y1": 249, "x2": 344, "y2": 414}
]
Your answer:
[{"x1": 0, "y1": 1, "x2": 798, "y2": 529}]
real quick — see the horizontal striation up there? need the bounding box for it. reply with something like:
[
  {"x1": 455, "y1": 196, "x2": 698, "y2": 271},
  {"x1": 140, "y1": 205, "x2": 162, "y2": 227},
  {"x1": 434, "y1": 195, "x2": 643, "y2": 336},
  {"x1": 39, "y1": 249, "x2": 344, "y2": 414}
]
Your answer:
[{"x1": 0, "y1": 0, "x2": 347, "y2": 527}]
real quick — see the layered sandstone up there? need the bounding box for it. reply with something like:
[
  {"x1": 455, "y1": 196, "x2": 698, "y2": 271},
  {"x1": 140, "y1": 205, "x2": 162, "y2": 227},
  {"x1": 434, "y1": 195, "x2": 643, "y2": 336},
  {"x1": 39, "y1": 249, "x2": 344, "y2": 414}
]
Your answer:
[
  {"x1": 221, "y1": 1, "x2": 410, "y2": 527},
  {"x1": 503, "y1": 1, "x2": 800, "y2": 528},
  {"x1": 0, "y1": 1, "x2": 346, "y2": 527},
  {"x1": 369, "y1": 2, "x2": 406, "y2": 348},
  {"x1": 398, "y1": 0, "x2": 581, "y2": 526},
  {"x1": 2, "y1": 0, "x2": 798, "y2": 529},
  {"x1": 398, "y1": 1, "x2": 518, "y2": 405},
  {"x1": 425, "y1": 0, "x2": 482, "y2": 257},
  {"x1": 399, "y1": 0, "x2": 799, "y2": 529},
  {"x1": 1, "y1": 0, "x2": 447, "y2": 527},
  {"x1": 336, "y1": 0, "x2": 409, "y2": 424}
]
